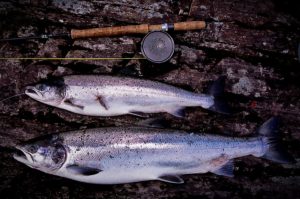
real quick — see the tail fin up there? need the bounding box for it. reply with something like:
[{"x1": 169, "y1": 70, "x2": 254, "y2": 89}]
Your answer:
[
  {"x1": 258, "y1": 117, "x2": 295, "y2": 164},
  {"x1": 208, "y1": 76, "x2": 232, "y2": 114}
]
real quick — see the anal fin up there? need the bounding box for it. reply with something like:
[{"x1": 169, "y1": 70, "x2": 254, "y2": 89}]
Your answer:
[
  {"x1": 212, "y1": 160, "x2": 234, "y2": 177},
  {"x1": 165, "y1": 107, "x2": 185, "y2": 118},
  {"x1": 157, "y1": 174, "x2": 184, "y2": 184}
]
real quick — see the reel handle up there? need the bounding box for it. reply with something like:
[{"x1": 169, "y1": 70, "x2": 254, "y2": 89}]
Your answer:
[{"x1": 71, "y1": 21, "x2": 206, "y2": 39}]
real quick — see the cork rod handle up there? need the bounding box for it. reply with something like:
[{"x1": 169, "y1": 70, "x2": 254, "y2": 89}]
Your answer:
[
  {"x1": 71, "y1": 21, "x2": 206, "y2": 39},
  {"x1": 173, "y1": 21, "x2": 206, "y2": 31},
  {"x1": 71, "y1": 24, "x2": 149, "y2": 39}
]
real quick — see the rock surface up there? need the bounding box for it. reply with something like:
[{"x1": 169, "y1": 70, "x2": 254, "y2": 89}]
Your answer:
[{"x1": 0, "y1": 0, "x2": 299, "y2": 198}]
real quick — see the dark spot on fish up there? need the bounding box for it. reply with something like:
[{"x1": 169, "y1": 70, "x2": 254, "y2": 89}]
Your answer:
[{"x1": 187, "y1": 140, "x2": 194, "y2": 146}]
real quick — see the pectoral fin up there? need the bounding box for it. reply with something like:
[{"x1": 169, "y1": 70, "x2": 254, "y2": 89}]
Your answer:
[
  {"x1": 96, "y1": 95, "x2": 108, "y2": 110},
  {"x1": 157, "y1": 174, "x2": 184, "y2": 184},
  {"x1": 211, "y1": 160, "x2": 234, "y2": 177},
  {"x1": 66, "y1": 165, "x2": 102, "y2": 176},
  {"x1": 64, "y1": 98, "x2": 84, "y2": 110}
]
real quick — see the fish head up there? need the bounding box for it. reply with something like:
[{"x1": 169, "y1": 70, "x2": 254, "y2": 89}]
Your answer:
[
  {"x1": 14, "y1": 135, "x2": 67, "y2": 173},
  {"x1": 25, "y1": 78, "x2": 66, "y2": 105}
]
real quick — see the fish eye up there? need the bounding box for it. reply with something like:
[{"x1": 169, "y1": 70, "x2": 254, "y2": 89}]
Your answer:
[
  {"x1": 28, "y1": 145, "x2": 38, "y2": 153},
  {"x1": 36, "y1": 84, "x2": 48, "y2": 92}
]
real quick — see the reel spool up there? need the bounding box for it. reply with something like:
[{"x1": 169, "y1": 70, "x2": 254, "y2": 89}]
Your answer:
[{"x1": 141, "y1": 31, "x2": 175, "y2": 63}]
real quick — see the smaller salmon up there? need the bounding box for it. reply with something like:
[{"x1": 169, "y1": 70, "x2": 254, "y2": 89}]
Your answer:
[
  {"x1": 24, "y1": 75, "x2": 230, "y2": 117},
  {"x1": 14, "y1": 117, "x2": 295, "y2": 184}
]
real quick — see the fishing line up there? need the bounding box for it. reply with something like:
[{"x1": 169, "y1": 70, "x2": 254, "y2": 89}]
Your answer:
[
  {"x1": 0, "y1": 93, "x2": 26, "y2": 103},
  {"x1": 0, "y1": 57, "x2": 146, "y2": 60}
]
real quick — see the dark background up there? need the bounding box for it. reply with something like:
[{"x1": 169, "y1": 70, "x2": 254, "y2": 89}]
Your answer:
[{"x1": 0, "y1": 0, "x2": 299, "y2": 198}]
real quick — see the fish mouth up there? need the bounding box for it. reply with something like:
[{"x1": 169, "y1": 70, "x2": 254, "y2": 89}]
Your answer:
[
  {"x1": 25, "y1": 86, "x2": 43, "y2": 99},
  {"x1": 13, "y1": 145, "x2": 35, "y2": 168}
]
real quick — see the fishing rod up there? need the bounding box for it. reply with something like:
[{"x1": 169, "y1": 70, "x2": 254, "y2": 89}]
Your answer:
[
  {"x1": 0, "y1": 21, "x2": 206, "y2": 41},
  {"x1": 0, "y1": 21, "x2": 206, "y2": 63}
]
